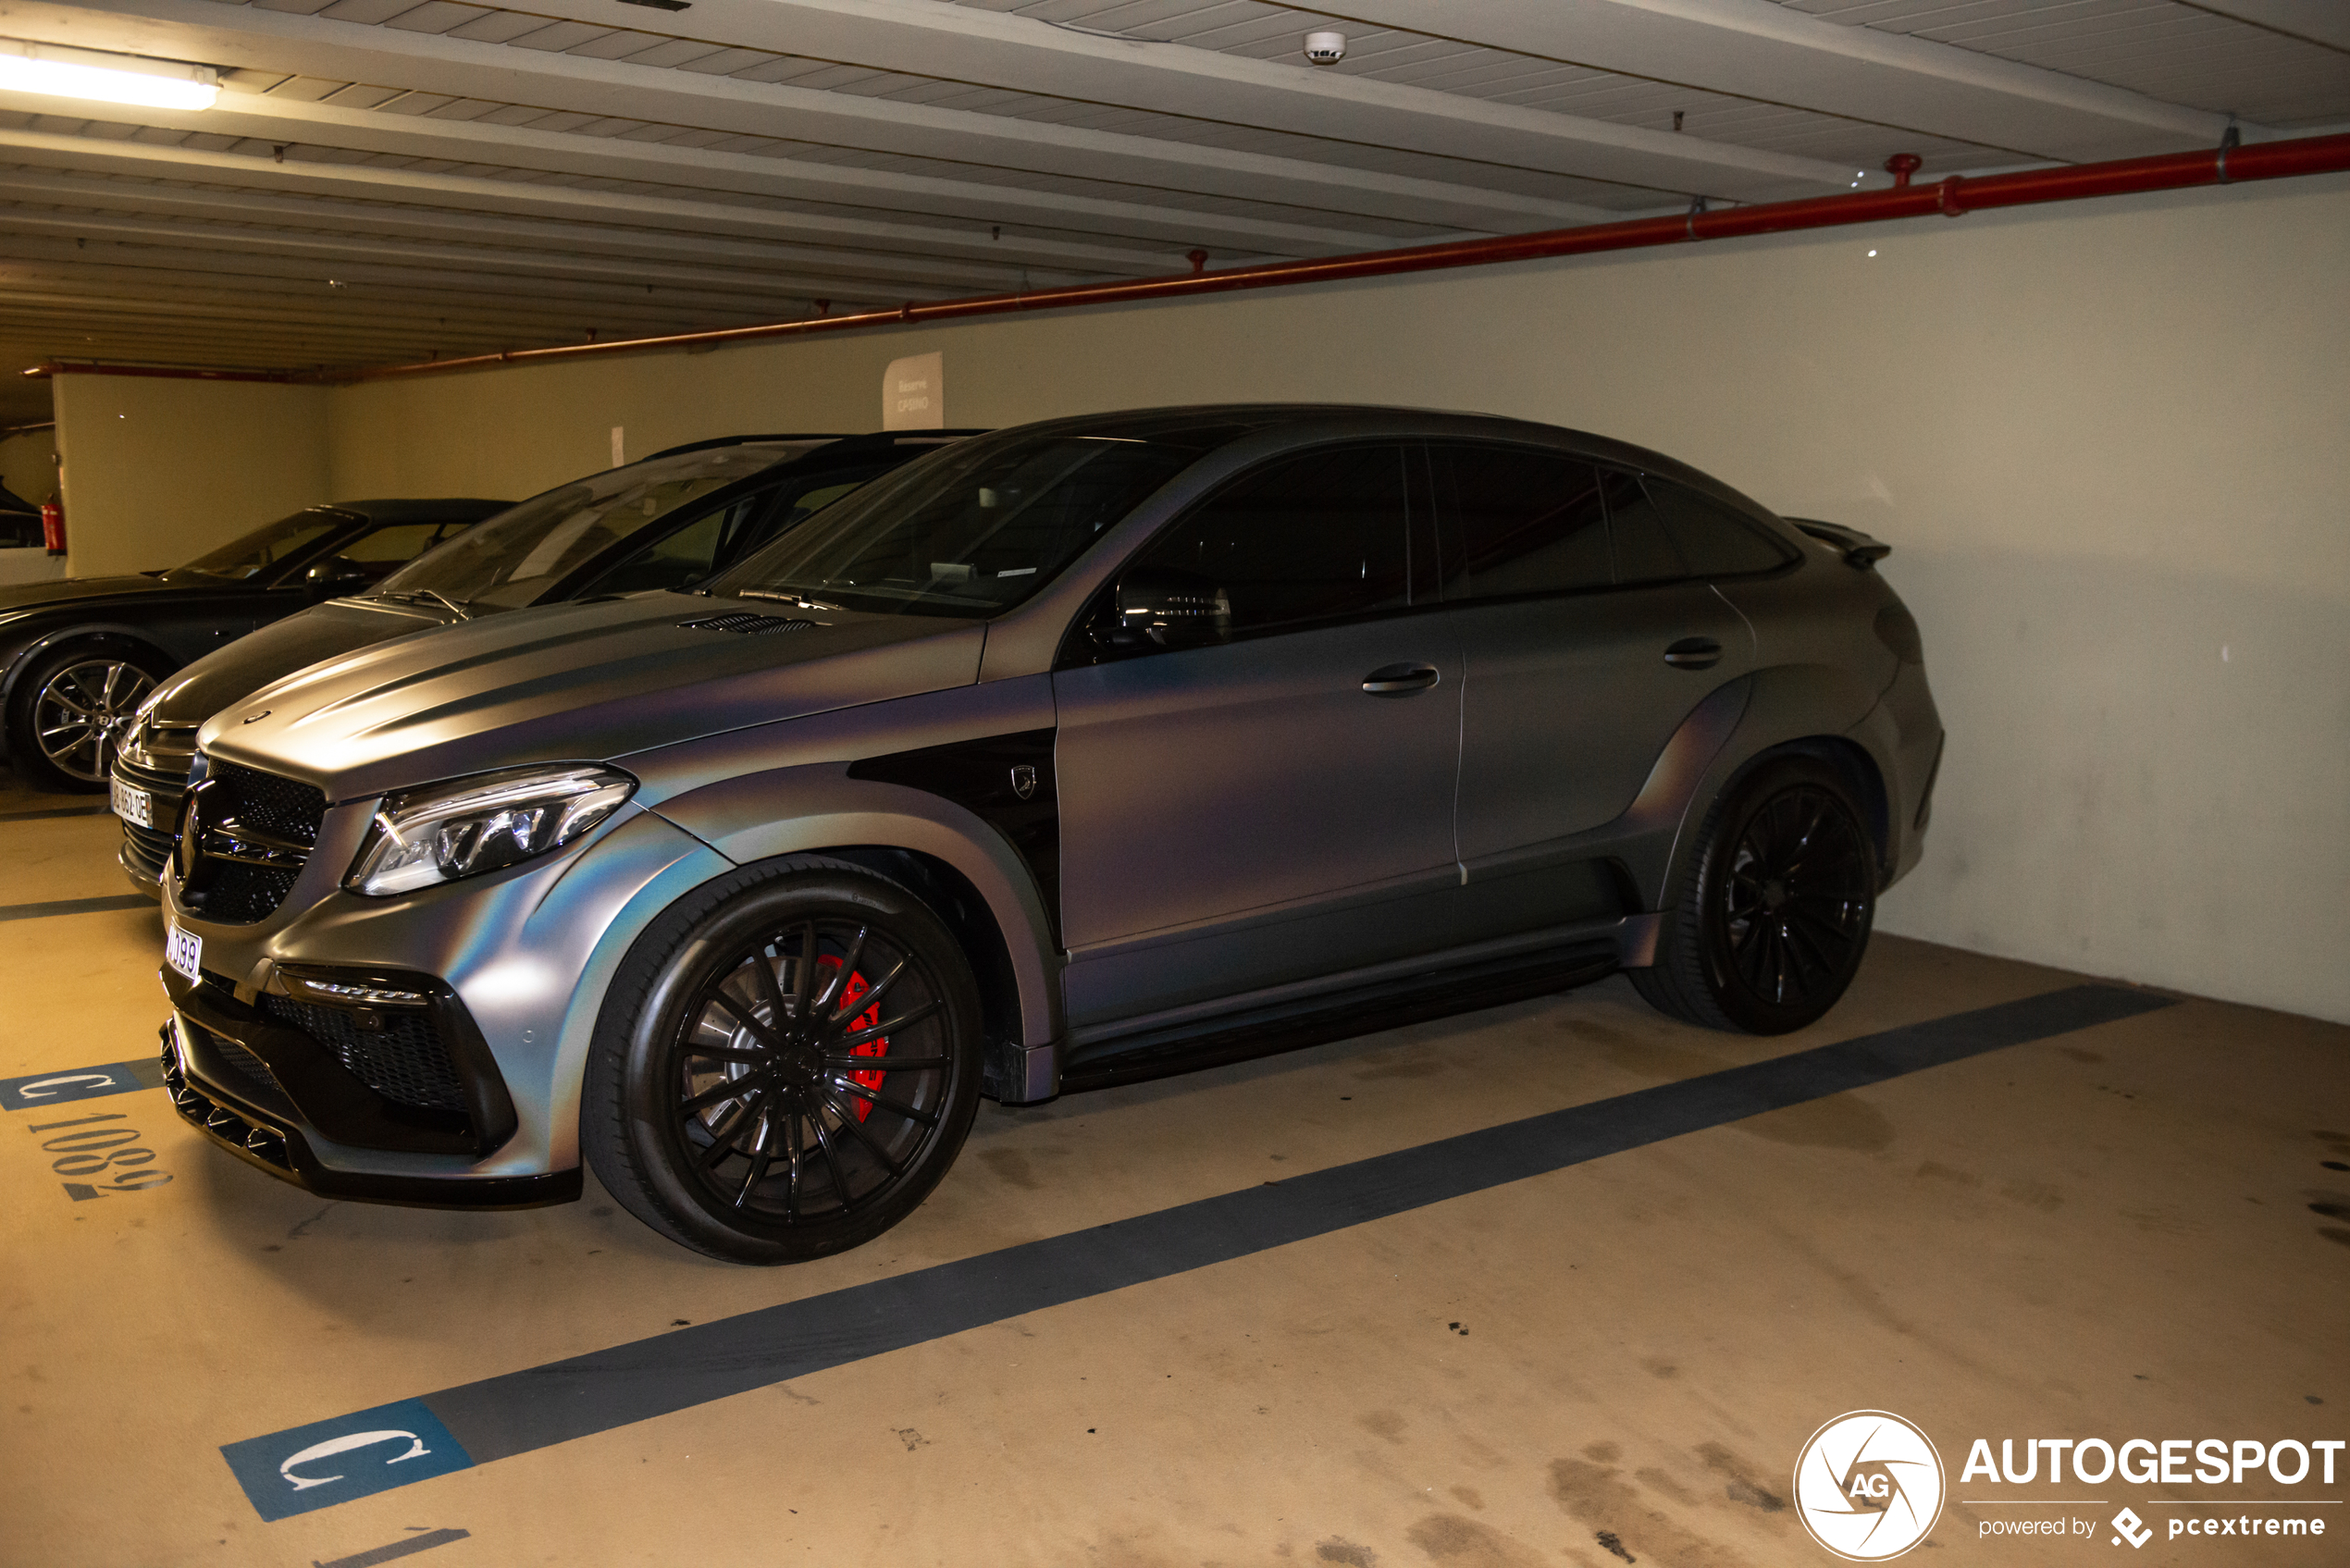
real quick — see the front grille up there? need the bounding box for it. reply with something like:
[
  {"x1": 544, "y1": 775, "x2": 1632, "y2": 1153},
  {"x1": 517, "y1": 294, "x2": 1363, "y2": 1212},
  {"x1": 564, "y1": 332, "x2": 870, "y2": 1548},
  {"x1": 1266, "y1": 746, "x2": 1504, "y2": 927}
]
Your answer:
[
  {"x1": 181, "y1": 757, "x2": 327, "y2": 925},
  {"x1": 123, "y1": 819, "x2": 174, "y2": 879},
  {"x1": 117, "y1": 733, "x2": 195, "y2": 881},
  {"x1": 258, "y1": 993, "x2": 468, "y2": 1113},
  {"x1": 210, "y1": 759, "x2": 327, "y2": 844},
  {"x1": 197, "y1": 864, "x2": 301, "y2": 923},
  {"x1": 115, "y1": 741, "x2": 193, "y2": 795}
]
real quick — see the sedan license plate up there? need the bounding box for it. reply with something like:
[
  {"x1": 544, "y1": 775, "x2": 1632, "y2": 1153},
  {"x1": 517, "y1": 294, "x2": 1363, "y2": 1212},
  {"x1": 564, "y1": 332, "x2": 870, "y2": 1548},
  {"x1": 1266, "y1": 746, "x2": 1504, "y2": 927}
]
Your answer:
[
  {"x1": 111, "y1": 777, "x2": 153, "y2": 829},
  {"x1": 165, "y1": 921, "x2": 202, "y2": 985}
]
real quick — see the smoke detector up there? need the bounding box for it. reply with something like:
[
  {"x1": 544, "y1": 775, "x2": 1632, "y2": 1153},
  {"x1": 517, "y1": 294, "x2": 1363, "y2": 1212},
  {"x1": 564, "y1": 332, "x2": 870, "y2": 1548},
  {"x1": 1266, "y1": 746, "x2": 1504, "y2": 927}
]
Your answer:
[{"x1": 1303, "y1": 31, "x2": 1346, "y2": 65}]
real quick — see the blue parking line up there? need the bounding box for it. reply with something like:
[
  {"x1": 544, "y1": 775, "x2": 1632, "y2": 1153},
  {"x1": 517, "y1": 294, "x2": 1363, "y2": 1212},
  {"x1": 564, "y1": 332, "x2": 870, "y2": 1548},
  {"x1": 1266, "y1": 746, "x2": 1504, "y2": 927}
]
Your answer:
[
  {"x1": 220, "y1": 982, "x2": 2174, "y2": 1521},
  {"x1": 0, "y1": 894, "x2": 154, "y2": 922}
]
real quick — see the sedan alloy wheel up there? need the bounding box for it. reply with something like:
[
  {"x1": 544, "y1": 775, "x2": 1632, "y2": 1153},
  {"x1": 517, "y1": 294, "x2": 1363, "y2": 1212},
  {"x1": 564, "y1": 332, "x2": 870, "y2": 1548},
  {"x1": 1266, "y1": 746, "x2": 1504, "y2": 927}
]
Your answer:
[{"x1": 29, "y1": 653, "x2": 160, "y2": 789}]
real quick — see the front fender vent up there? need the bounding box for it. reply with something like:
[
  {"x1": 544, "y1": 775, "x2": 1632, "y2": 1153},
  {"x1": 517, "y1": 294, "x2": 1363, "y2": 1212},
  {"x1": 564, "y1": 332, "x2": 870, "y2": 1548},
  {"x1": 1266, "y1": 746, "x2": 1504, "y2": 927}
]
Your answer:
[{"x1": 677, "y1": 613, "x2": 816, "y2": 636}]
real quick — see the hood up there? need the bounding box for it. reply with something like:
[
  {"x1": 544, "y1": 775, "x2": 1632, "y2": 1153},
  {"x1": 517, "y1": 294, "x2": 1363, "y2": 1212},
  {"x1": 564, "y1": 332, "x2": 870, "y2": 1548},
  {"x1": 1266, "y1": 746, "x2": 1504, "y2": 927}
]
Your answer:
[
  {"x1": 197, "y1": 593, "x2": 984, "y2": 801},
  {"x1": 0, "y1": 573, "x2": 204, "y2": 620},
  {"x1": 150, "y1": 595, "x2": 459, "y2": 729}
]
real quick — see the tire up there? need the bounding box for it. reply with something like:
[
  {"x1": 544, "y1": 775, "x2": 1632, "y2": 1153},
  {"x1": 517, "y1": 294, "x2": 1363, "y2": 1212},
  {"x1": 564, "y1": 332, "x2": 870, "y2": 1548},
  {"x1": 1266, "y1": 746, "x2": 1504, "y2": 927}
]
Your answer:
[
  {"x1": 1630, "y1": 755, "x2": 1879, "y2": 1035},
  {"x1": 7, "y1": 642, "x2": 171, "y2": 793},
  {"x1": 584, "y1": 856, "x2": 985, "y2": 1264}
]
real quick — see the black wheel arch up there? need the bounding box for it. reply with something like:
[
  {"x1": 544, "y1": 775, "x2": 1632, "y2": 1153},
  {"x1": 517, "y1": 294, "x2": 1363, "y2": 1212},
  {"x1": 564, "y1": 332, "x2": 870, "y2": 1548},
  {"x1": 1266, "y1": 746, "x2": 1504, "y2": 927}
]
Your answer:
[
  {"x1": 815, "y1": 846, "x2": 1025, "y2": 1057},
  {"x1": 1741, "y1": 736, "x2": 1890, "y2": 886},
  {"x1": 2, "y1": 627, "x2": 180, "y2": 711},
  {"x1": 0, "y1": 628, "x2": 182, "y2": 764}
]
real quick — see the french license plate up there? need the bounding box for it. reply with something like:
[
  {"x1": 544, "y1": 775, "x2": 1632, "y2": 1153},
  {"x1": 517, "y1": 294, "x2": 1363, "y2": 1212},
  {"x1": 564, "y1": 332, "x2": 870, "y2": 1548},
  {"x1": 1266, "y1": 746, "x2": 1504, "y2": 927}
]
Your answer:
[
  {"x1": 111, "y1": 776, "x2": 153, "y2": 829},
  {"x1": 165, "y1": 920, "x2": 202, "y2": 985}
]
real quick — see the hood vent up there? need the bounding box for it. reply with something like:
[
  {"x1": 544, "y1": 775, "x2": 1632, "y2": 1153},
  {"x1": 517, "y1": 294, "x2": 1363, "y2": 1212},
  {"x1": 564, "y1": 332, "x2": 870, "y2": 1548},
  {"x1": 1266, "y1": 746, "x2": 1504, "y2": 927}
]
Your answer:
[{"x1": 676, "y1": 612, "x2": 817, "y2": 636}]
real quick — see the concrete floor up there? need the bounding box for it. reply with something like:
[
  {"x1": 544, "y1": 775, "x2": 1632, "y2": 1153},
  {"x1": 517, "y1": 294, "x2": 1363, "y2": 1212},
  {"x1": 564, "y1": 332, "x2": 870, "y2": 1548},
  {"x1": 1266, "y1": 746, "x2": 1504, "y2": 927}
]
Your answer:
[{"x1": 2, "y1": 763, "x2": 2344, "y2": 1568}]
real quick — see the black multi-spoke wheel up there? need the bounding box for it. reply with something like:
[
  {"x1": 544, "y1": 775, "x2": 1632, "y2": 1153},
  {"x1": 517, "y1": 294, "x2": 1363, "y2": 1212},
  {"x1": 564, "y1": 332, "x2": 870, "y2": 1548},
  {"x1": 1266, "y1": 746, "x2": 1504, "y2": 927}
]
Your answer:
[
  {"x1": 1631, "y1": 756, "x2": 1878, "y2": 1034},
  {"x1": 9, "y1": 644, "x2": 167, "y2": 793},
  {"x1": 587, "y1": 858, "x2": 983, "y2": 1263}
]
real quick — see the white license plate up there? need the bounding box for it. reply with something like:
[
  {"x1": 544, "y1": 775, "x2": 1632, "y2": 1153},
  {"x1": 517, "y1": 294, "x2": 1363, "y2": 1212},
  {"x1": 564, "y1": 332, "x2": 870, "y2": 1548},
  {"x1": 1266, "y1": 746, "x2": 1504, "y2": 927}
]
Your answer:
[
  {"x1": 165, "y1": 920, "x2": 202, "y2": 985},
  {"x1": 111, "y1": 777, "x2": 153, "y2": 829}
]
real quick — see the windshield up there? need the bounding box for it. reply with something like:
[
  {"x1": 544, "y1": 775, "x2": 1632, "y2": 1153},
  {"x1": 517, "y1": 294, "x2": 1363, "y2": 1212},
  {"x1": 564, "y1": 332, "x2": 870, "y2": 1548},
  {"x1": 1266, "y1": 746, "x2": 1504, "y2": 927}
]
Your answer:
[
  {"x1": 378, "y1": 441, "x2": 823, "y2": 610},
  {"x1": 169, "y1": 508, "x2": 355, "y2": 581},
  {"x1": 708, "y1": 426, "x2": 1247, "y2": 617}
]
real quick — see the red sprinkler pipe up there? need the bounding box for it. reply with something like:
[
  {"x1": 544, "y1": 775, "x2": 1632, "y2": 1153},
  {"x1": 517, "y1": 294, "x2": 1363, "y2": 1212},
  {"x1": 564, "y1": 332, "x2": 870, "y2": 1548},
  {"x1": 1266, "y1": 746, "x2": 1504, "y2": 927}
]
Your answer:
[{"x1": 27, "y1": 130, "x2": 2350, "y2": 389}]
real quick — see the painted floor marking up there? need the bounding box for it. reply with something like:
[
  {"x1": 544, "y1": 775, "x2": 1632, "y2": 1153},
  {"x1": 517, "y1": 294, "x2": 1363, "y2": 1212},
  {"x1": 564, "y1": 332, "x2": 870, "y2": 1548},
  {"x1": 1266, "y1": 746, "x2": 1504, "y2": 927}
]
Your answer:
[
  {"x1": 221, "y1": 983, "x2": 2173, "y2": 1521},
  {"x1": 0, "y1": 893, "x2": 154, "y2": 922},
  {"x1": 0, "y1": 803, "x2": 112, "y2": 821},
  {"x1": 314, "y1": 1527, "x2": 472, "y2": 1568},
  {"x1": 0, "y1": 1056, "x2": 166, "y2": 1111}
]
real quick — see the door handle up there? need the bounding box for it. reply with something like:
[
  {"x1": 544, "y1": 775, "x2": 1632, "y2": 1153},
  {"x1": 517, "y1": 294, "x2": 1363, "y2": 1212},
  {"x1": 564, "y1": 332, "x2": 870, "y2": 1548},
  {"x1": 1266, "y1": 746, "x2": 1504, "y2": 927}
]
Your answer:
[
  {"x1": 1362, "y1": 662, "x2": 1441, "y2": 696},
  {"x1": 1663, "y1": 636, "x2": 1722, "y2": 671}
]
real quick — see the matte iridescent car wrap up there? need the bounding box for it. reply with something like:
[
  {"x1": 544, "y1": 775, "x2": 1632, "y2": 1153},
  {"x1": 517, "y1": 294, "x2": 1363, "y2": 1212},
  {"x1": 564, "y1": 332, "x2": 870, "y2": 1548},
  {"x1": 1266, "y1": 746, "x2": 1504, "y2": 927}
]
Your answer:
[{"x1": 152, "y1": 406, "x2": 1941, "y2": 1218}]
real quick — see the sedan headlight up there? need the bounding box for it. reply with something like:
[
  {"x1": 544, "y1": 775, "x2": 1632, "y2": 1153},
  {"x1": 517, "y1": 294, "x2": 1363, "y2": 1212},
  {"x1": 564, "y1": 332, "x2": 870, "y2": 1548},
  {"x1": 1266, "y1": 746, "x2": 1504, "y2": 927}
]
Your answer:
[{"x1": 347, "y1": 765, "x2": 636, "y2": 896}]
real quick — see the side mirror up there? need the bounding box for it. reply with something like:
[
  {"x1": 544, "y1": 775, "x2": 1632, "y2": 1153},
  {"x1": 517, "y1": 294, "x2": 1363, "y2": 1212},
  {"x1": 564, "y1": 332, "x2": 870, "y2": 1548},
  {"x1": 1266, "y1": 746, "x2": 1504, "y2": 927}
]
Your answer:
[
  {"x1": 304, "y1": 556, "x2": 371, "y2": 599},
  {"x1": 1092, "y1": 568, "x2": 1231, "y2": 655}
]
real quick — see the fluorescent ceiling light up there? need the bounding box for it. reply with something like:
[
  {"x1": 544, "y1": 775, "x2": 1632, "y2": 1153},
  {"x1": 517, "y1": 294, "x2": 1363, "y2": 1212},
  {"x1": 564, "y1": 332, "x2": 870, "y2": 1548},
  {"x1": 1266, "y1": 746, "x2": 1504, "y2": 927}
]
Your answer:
[{"x1": 0, "y1": 38, "x2": 218, "y2": 111}]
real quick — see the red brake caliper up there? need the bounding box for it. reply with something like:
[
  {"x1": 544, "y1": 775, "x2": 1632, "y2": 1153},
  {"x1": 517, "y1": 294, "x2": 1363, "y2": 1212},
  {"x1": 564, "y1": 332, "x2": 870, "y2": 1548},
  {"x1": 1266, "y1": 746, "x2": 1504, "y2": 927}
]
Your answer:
[{"x1": 814, "y1": 955, "x2": 885, "y2": 1121}]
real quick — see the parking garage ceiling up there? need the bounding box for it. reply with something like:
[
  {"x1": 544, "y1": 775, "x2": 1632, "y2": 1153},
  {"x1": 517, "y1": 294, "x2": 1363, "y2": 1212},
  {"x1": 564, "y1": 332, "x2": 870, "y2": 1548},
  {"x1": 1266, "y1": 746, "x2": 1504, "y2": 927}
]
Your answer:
[{"x1": 0, "y1": 0, "x2": 2345, "y2": 423}]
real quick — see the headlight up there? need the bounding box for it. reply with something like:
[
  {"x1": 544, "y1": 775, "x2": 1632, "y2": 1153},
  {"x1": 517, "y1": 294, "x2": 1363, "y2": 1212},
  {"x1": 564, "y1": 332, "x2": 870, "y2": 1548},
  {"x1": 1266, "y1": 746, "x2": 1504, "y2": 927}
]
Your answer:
[{"x1": 346, "y1": 765, "x2": 636, "y2": 896}]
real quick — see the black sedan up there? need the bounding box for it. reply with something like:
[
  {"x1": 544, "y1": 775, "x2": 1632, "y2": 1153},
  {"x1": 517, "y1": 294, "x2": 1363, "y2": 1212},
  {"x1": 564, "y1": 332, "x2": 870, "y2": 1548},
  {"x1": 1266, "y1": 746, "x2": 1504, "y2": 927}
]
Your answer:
[
  {"x1": 111, "y1": 432, "x2": 970, "y2": 892},
  {"x1": 0, "y1": 498, "x2": 507, "y2": 792}
]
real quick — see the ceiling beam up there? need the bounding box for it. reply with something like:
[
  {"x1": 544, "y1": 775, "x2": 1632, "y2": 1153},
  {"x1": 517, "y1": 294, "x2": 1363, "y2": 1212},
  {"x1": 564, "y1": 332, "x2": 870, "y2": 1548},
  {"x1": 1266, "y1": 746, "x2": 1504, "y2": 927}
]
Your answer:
[
  {"x1": 2180, "y1": 0, "x2": 2350, "y2": 53},
  {"x1": 0, "y1": 197, "x2": 1056, "y2": 299},
  {"x1": 0, "y1": 167, "x2": 1107, "y2": 290},
  {"x1": 0, "y1": 125, "x2": 1309, "y2": 275},
  {"x1": 1318, "y1": 0, "x2": 2250, "y2": 162},
  {"x1": 0, "y1": 238, "x2": 832, "y2": 326},
  {"x1": 476, "y1": 0, "x2": 1872, "y2": 195},
  {"x1": 2, "y1": 0, "x2": 1649, "y2": 225}
]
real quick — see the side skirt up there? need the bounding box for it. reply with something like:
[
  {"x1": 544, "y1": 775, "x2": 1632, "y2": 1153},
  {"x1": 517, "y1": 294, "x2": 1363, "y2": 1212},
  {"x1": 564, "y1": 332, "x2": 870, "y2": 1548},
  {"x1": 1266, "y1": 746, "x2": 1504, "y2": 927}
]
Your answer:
[{"x1": 1058, "y1": 927, "x2": 1641, "y2": 1093}]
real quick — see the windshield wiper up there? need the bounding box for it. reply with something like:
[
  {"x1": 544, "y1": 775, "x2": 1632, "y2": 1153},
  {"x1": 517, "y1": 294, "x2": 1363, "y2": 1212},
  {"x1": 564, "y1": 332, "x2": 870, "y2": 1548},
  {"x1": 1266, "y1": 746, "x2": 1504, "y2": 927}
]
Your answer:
[
  {"x1": 384, "y1": 587, "x2": 474, "y2": 620},
  {"x1": 739, "y1": 588, "x2": 846, "y2": 612}
]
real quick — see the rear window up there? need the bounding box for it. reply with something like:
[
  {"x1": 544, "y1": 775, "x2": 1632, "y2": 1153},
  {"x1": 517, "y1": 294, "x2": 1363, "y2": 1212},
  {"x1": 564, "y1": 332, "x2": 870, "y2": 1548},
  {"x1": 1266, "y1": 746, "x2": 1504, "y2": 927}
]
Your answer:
[
  {"x1": 1644, "y1": 478, "x2": 1795, "y2": 576},
  {"x1": 1435, "y1": 442, "x2": 1612, "y2": 600}
]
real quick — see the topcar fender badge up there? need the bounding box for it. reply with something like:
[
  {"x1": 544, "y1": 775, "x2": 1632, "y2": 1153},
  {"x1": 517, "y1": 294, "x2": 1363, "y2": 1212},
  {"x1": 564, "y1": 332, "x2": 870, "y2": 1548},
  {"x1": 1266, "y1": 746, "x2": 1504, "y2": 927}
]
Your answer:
[{"x1": 222, "y1": 1400, "x2": 474, "y2": 1521}]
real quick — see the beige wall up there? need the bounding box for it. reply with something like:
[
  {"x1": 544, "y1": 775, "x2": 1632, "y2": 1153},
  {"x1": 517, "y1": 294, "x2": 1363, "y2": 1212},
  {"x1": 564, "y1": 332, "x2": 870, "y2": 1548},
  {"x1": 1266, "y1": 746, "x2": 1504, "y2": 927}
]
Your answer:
[
  {"x1": 0, "y1": 426, "x2": 56, "y2": 506},
  {"x1": 164, "y1": 174, "x2": 2350, "y2": 1024},
  {"x1": 52, "y1": 377, "x2": 330, "y2": 579}
]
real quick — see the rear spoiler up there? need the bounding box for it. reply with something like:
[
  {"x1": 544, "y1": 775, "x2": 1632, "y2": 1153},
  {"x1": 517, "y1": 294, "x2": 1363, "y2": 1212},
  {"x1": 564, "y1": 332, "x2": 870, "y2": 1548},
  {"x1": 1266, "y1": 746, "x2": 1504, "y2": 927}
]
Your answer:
[{"x1": 1785, "y1": 517, "x2": 1891, "y2": 568}]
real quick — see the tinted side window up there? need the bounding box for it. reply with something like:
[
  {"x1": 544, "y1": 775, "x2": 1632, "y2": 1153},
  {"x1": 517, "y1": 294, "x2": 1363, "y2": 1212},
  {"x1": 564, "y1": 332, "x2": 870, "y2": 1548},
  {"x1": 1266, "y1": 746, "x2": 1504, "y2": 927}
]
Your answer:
[
  {"x1": 1435, "y1": 443, "x2": 1610, "y2": 600},
  {"x1": 1644, "y1": 479, "x2": 1794, "y2": 576},
  {"x1": 1598, "y1": 471, "x2": 1689, "y2": 586},
  {"x1": 1127, "y1": 443, "x2": 1411, "y2": 637}
]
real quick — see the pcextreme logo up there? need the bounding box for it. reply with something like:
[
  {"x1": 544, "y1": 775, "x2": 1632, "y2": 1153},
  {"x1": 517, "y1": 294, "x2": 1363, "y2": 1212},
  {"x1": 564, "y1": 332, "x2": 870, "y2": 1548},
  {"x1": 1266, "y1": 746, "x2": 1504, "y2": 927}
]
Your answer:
[{"x1": 1795, "y1": 1411, "x2": 1948, "y2": 1562}]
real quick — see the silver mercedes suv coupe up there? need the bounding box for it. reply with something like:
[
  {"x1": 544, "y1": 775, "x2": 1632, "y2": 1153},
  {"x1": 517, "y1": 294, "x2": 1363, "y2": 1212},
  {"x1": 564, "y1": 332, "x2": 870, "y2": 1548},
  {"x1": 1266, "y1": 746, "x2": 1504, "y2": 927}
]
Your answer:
[{"x1": 155, "y1": 406, "x2": 1943, "y2": 1263}]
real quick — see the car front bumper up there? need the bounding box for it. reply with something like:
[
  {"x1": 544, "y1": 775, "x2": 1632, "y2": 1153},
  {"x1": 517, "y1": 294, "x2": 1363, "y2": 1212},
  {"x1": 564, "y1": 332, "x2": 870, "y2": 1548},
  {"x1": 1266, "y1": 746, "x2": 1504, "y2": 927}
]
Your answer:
[{"x1": 159, "y1": 793, "x2": 735, "y2": 1199}]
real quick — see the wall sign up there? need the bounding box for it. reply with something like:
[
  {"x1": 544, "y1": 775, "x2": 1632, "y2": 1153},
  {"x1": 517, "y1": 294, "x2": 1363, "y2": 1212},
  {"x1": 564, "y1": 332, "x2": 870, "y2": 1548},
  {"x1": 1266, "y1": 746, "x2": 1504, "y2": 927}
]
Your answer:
[{"x1": 882, "y1": 352, "x2": 944, "y2": 430}]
